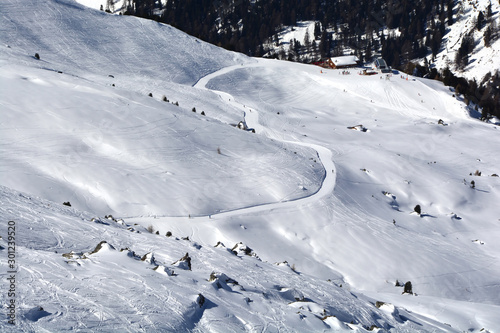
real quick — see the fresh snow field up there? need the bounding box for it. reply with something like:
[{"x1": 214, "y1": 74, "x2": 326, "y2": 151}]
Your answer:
[{"x1": 1, "y1": 0, "x2": 500, "y2": 331}]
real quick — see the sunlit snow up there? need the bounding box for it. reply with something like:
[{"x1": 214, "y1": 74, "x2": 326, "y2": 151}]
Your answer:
[{"x1": 1, "y1": 0, "x2": 500, "y2": 331}]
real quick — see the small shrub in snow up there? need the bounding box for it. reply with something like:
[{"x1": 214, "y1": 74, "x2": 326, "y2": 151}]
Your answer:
[
  {"x1": 403, "y1": 281, "x2": 413, "y2": 294},
  {"x1": 470, "y1": 180, "x2": 476, "y2": 189},
  {"x1": 120, "y1": 248, "x2": 140, "y2": 259},
  {"x1": 104, "y1": 214, "x2": 116, "y2": 221},
  {"x1": 413, "y1": 205, "x2": 421, "y2": 215},
  {"x1": 214, "y1": 241, "x2": 225, "y2": 248},
  {"x1": 375, "y1": 301, "x2": 385, "y2": 308},
  {"x1": 217, "y1": 147, "x2": 221, "y2": 155},
  {"x1": 172, "y1": 252, "x2": 191, "y2": 270},
  {"x1": 141, "y1": 252, "x2": 157, "y2": 265},
  {"x1": 166, "y1": 231, "x2": 172, "y2": 237},
  {"x1": 201, "y1": 111, "x2": 205, "y2": 116},
  {"x1": 474, "y1": 170, "x2": 482, "y2": 176},
  {"x1": 275, "y1": 260, "x2": 289, "y2": 267},
  {"x1": 232, "y1": 242, "x2": 252, "y2": 255},
  {"x1": 34, "y1": 53, "x2": 40, "y2": 60},
  {"x1": 147, "y1": 225, "x2": 155, "y2": 233},
  {"x1": 196, "y1": 293, "x2": 205, "y2": 308},
  {"x1": 347, "y1": 124, "x2": 367, "y2": 132},
  {"x1": 208, "y1": 272, "x2": 218, "y2": 282},
  {"x1": 63, "y1": 201, "x2": 71, "y2": 207},
  {"x1": 62, "y1": 251, "x2": 86, "y2": 260},
  {"x1": 208, "y1": 272, "x2": 239, "y2": 290},
  {"x1": 231, "y1": 242, "x2": 259, "y2": 259},
  {"x1": 182, "y1": 253, "x2": 192, "y2": 270},
  {"x1": 192, "y1": 107, "x2": 196, "y2": 112},
  {"x1": 162, "y1": 95, "x2": 169, "y2": 102}
]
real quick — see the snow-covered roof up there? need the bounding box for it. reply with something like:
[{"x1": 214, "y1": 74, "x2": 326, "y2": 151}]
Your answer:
[{"x1": 329, "y1": 55, "x2": 359, "y2": 66}]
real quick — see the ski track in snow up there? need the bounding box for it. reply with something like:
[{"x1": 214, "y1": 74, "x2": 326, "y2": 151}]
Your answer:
[{"x1": 172, "y1": 61, "x2": 338, "y2": 221}]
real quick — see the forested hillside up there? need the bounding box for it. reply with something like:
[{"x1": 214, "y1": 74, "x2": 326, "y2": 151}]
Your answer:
[{"x1": 123, "y1": 0, "x2": 496, "y2": 64}]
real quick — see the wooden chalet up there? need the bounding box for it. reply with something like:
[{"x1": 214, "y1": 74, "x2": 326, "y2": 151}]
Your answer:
[{"x1": 326, "y1": 55, "x2": 360, "y2": 69}]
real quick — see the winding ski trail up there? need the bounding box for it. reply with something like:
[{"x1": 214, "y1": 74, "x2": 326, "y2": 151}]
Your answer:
[
  {"x1": 129, "y1": 61, "x2": 336, "y2": 224},
  {"x1": 186, "y1": 60, "x2": 337, "y2": 220}
]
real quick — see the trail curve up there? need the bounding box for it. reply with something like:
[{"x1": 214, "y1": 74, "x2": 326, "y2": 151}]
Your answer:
[{"x1": 190, "y1": 59, "x2": 337, "y2": 220}]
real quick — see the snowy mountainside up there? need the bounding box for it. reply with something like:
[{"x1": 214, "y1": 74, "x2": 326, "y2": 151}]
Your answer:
[
  {"x1": 0, "y1": 185, "x2": 455, "y2": 332},
  {"x1": 1, "y1": 0, "x2": 500, "y2": 332},
  {"x1": 1, "y1": 0, "x2": 323, "y2": 217},
  {"x1": 435, "y1": 0, "x2": 500, "y2": 81},
  {"x1": 1, "y1": 0, "x2": 249, "y2": 86},
  {"x1": 0, "y1": 61, "x2": 323, "y2": 217},
  {"x1": 202, "y1": 60, "x2": 500, "y2": 304}
]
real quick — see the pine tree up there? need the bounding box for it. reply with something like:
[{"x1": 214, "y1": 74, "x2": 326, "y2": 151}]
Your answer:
[
  {"x1": 447, "y1": 0, "x2": 454, "y2": 25},
  {"x1": 365, "y1": 42, "x2": 372, "y2": 62},
  {"x1": 484, "y1": 24, "x2": 492, "y2": 47},
  {"x1": 486, "y1": 1, "x2": 492, "y2": 20},
  {"x1": 304, "y1": 30, "x2": 311, "y2": 55},
  {"x1": 477, "y1": 12, "x2": 485, "y2": 31}
]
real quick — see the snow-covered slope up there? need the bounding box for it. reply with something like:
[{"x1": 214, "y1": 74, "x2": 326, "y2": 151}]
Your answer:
[
  {"x1": 2, "y1": 185, "x2": 462, "y2": 332},
  {"x1": 0, "y1": 0, "x2": 325, "y2": 217},
  {"x1": 1, "y1": 0, "x2": 500, "y2": 331}
]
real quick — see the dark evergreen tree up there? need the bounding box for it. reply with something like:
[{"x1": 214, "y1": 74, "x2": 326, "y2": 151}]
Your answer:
[
  {"x1": 484, "y1": 24, "x2": 493, "y2": 47},
  {"x1": 486, "y1": 1, "x2": 492, "y2": 20},
  {"x1": 477, "y1": 11, "x2": 485, "y2": 31},
  {"x1": 447, "y1": 0, "x2": 454, "y2": 25},
  {"x1": 314, "y1": 22, "x2": 321, "y2": 40},
  {"x1": 456, "y1": 32, "x2": 474, "y2": 70},
  {"x1": 365, "y1": 42, "x2": 372, "y2": 62}
]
